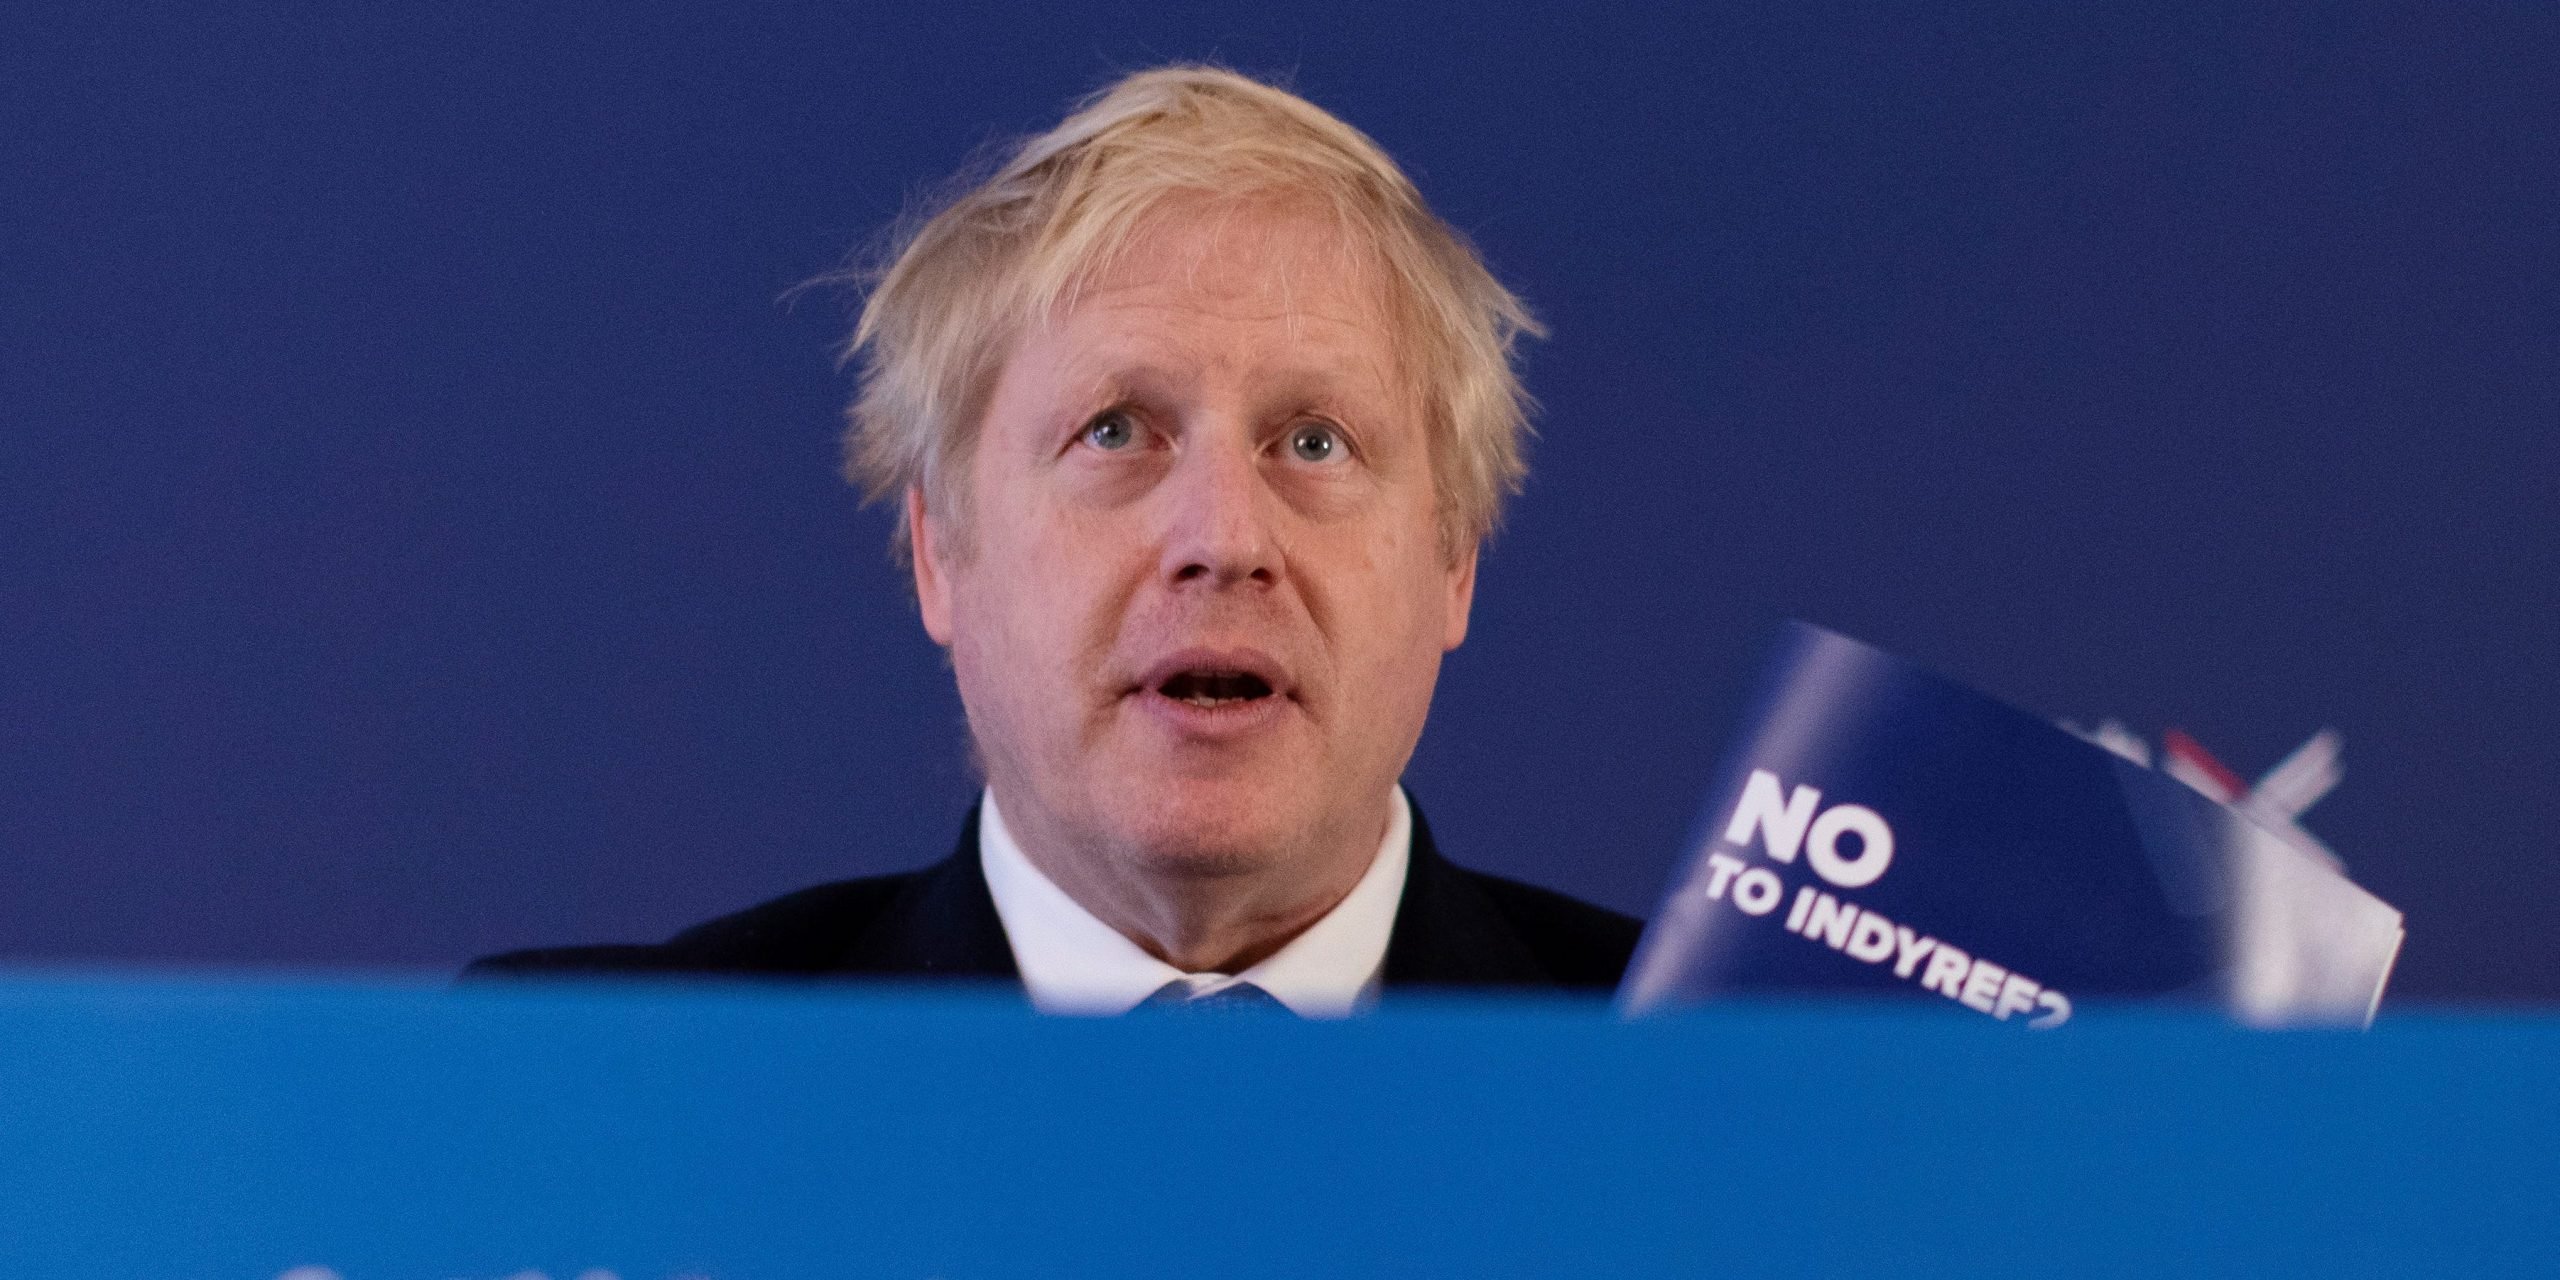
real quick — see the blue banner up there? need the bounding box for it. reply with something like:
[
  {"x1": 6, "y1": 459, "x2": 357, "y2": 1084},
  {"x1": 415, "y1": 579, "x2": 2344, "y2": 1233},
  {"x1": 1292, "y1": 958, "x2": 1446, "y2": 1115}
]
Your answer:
[{"x1": 1, "y1": 977, "x2": 2548, "y2": 1278}]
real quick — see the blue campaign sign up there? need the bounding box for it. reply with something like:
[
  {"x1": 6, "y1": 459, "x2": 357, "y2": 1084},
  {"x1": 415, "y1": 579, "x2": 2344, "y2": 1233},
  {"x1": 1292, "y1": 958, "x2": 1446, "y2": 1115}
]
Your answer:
[
  {"x1": 0, "y1": 975, "x2": 2550, "y2": 1278},
  {"x1": 1623, "y1": 623, "x2": 2402, "y2": 1025}
]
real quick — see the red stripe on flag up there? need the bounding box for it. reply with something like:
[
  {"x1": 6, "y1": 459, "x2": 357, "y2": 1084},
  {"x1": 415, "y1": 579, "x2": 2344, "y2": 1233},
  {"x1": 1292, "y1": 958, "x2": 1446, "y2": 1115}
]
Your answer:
[{"x1": 2162, "y1": 728, "x2": 2248, "y2": 800}]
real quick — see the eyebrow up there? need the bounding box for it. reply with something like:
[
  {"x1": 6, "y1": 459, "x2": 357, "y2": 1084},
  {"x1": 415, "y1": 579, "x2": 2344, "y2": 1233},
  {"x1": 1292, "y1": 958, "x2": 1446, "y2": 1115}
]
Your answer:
[{"x1": 1076, "y1": 358, "x2": 1385, "y2": 413}]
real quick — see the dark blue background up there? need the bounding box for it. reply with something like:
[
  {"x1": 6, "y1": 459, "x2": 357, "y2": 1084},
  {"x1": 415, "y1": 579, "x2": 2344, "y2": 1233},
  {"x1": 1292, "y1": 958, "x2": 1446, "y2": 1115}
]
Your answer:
[{"x1": 5, "y1": 3, "x2": 2553, "y2": 999}]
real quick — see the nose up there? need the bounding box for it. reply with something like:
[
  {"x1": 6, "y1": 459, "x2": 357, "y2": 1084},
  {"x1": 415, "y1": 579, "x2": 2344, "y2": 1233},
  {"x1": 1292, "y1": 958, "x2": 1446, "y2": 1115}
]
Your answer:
[{"x1": 1157, "y1": 426, "x2": 1280, "y2": 590}]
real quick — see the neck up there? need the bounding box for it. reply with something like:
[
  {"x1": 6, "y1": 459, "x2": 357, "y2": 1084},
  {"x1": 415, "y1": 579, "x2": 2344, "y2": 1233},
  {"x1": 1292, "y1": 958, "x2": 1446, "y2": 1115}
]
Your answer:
[{"x1": 994, "y1": 788, "x2": 1395, "y2": 973}]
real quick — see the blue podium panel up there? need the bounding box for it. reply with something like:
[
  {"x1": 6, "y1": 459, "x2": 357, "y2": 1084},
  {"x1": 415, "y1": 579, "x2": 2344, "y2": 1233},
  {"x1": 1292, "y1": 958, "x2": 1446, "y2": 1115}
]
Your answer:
[{"x1": 1, "y1": 974, "x2": 2553, "y2": 1278}]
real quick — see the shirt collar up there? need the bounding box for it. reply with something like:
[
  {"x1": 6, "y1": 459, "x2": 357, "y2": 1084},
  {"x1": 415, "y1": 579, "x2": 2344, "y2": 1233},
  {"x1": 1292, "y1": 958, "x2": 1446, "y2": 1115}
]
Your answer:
[{"x1": 977, "y1": 787, "x2": 1411, "y2": 1018}]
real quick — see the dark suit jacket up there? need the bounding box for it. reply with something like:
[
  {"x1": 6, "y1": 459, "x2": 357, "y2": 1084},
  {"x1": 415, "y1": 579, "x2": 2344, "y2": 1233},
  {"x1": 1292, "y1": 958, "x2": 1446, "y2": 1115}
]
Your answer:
[{"x1": 466, "y1": 803, "x2": 1642, "y2": 996}]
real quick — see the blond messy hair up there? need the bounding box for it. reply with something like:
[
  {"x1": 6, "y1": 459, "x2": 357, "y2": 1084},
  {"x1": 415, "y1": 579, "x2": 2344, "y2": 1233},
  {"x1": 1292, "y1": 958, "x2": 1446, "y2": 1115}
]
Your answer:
[{"x1": 836, "y1": 64, "x2": 1543, "y2": 564}]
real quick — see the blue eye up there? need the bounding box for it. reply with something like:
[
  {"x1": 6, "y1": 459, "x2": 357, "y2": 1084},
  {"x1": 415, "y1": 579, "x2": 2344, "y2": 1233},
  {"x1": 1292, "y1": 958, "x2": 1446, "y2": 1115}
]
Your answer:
[
  {"x1": 1082, "y1": 410, "x2": 1136, "y2": 451},
  {"x1": 1289, "y1": 422, "x2": 1344, "y2": 463}
]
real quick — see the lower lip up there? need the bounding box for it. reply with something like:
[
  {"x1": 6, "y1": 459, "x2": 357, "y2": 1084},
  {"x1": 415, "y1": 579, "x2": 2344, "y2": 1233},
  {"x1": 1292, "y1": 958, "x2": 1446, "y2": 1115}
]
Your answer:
[{"x1": 1131, "y1": 690, "x2": 1296, "y2": 741}]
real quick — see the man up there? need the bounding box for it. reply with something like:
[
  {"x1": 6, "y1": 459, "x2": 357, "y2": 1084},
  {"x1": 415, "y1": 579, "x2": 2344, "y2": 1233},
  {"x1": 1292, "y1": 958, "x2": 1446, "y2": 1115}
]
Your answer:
[{"x1": 470, "y1": 66, "x2": 1640, "y2": 1013}]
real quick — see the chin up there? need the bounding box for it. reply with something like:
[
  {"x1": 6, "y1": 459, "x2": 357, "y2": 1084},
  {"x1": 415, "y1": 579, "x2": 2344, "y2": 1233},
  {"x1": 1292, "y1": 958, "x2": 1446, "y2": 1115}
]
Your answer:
[{"x1": 1105, "y1": 778, "x2": 1310, "y2": 880}]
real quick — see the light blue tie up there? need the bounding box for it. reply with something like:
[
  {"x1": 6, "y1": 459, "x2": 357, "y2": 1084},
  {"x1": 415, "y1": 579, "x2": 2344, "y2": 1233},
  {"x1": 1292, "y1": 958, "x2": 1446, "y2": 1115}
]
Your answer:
[{"x1": 1139, "y1": 979, "x2": 1293, "y2": 1015}]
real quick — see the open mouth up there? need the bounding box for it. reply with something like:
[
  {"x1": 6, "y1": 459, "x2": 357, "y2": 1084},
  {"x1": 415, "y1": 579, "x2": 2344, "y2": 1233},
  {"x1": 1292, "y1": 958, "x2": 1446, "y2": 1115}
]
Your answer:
[{"x1": 1156, "y1": 670, "x2": 1277, "y2": 708}]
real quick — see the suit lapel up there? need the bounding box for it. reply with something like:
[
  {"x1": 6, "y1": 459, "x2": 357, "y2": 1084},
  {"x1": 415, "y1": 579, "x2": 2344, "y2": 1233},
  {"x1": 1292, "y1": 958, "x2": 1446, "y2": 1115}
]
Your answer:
[
  {"x1": 835, "y1": 806, "x2": 1022, "y2": 981},
  {"x1": 1380, "y1": 802, "x2": 1555, "y2": 989}
]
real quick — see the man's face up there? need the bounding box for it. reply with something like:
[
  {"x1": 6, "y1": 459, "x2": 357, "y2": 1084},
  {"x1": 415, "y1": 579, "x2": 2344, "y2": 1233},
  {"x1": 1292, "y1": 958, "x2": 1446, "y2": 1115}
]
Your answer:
[{"x1": 911, "y1": 198, "x2": 1475, "y2": 884}]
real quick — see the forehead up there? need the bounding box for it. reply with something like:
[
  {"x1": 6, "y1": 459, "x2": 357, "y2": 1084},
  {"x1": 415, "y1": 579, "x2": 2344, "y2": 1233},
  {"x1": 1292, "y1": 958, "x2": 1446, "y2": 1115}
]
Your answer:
[{"x1": 1027, "y1": 198, "x2": 1415, "y2": 402}]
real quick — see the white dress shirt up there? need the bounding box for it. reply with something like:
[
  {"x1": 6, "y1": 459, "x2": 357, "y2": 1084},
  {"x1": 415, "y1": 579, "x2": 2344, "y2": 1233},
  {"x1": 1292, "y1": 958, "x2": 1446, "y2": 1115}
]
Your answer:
[{"x1": 978, "y1": 786, "x2": 1412, "y2": 1017}]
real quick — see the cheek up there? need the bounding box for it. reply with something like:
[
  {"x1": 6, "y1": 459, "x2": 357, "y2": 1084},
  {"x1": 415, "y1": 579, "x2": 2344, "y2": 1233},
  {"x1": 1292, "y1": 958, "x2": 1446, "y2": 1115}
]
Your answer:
[
  {"x1": 954, "y1": 560, "x2": 1065, "y2": 678},
  {"x1": 1335, "y1": 522, "x2": 1454, "y2": 673},
  {"x1": 952, "y1": 512, "x2": 1146, "y2": 678}
]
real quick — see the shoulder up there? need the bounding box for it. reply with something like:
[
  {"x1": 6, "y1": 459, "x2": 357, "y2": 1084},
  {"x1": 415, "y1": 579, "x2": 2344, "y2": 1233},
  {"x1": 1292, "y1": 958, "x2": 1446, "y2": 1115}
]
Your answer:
[
  {"x1": 1449, "y1": 865, "x2": 1647, "y2": 989},
  {"x1": 465, "y1": 808, "x2": 1018, "y2": 983},
  {"x1": 461, "y1": 872, "x2": 919, "y2": 980},
  {"x1": 1386, "y1": 801, "x2": 1648, "y2": 993}
]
